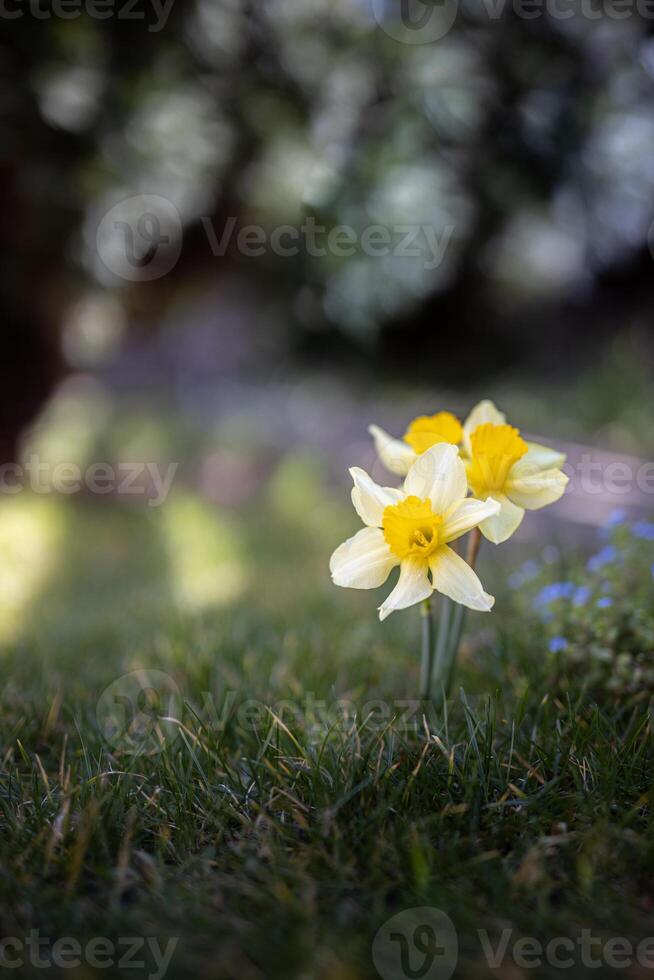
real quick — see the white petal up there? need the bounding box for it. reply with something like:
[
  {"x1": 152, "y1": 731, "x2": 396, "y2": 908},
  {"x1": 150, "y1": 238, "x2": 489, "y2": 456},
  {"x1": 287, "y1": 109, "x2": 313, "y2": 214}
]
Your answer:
[
  {"x1": 368, "y1": 425, "x2": 415, "y2": 476},
  {"x1": 478, "y1": 494, "x2": 524, "y2": 544},
  {"x1": 462, "y1": 399, "x2": 506, "y2": 456},
  {"x1": 403, "y1": 443, "x2": 467, "y2": 513},
  {"x1": 350, "y1": 468, "x2": 403, "y2": 527},
  {"x1": 378, "y1": 559, "x2": 432, "y2": 621},
  {"x1": 513, "y1": 442, "x2": 567, "y2": 474},
  {"x1": 330, "y1": 527, "x2": 398, "y2": 589},
  {"x1": 429, "y1": 546, "x2": 494, "y2": 612},
  {"x1": 506, "y1": 468, "x2": 569, "y2": 510},
  {"x1": 441, "y1": 496, "x2": 501, "y2": 544}
]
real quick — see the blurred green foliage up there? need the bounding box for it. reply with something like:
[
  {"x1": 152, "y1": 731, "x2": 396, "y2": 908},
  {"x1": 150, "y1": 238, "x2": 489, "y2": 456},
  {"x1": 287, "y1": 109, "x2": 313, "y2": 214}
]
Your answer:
[{"x1": 3, "y1": 0, "x2": 654, "y2": 371}]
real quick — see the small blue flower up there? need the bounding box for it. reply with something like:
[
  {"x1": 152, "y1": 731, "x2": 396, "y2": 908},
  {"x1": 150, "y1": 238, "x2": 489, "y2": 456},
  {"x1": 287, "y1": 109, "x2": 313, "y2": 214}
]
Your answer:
[
  {"x1": 549, "y1": 636, "x2": 568, "y2": 653},
  {"x1": 632, "y1": 521, "x2": 654, "y2": 541},
  {"x1": 587, "y1": 546, "x2": 618, "y2": 573},
  {"x1": 534, "y1": 582, "x2": 575, "y2": 607},
  {"x1": 573, "y1": 586, "x2": 591, "y2": 607},
  {"x1": 597, "y1": 597, "x2": 613, "y2": 609}
]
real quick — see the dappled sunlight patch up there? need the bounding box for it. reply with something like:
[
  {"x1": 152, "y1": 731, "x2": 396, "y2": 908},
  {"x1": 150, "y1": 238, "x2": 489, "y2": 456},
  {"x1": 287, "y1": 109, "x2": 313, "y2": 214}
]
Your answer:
[
  {"x1": 268, "y1": 453, "x2": 347, "y2": 545},
  {"x1": 23, "y1": 374, "x2": 113, "y2": 471},
  {"x1": 160, "y1": 492, "x2": 249, "y2": 610},
  {"x1": 0, "y1": 496, "x2": 66, "y2": 644}
]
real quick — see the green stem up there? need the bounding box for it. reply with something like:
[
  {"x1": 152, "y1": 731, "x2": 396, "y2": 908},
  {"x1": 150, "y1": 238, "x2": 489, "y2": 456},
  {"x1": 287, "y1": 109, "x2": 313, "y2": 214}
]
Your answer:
[
  {"x1": 431, "y1": 528, "x2": 483, "y2": 705},
  {"x1": 419, "y1": 598, "x2": 433, "y2": 702},
  {"x1": 442, "y1": 603, "x2": 467, "y2": 698},
  {"x1": 430, "y1": 594, "x2": 452, "y2": 702}
]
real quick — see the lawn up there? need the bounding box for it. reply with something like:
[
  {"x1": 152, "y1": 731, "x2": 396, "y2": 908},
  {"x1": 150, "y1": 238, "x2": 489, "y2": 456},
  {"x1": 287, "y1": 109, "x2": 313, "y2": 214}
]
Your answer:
[{"x1": 1, "y1": 445, "x2": 654, "y2": 979}]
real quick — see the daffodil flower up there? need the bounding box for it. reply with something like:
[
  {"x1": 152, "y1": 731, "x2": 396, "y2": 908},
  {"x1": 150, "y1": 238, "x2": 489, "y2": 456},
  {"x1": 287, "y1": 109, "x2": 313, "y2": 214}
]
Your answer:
[
  {"x1": 329, "y1": 444, "x2": 500, "y2": 620},
  {"x1": 368, "y1": 412, "x2": 463, "y2": 476},
  {"x1": 371, "y1": 399, "x2": 568, "y2": 545},
  {"x1": 465, "y1": 416, "x2": 568, "y2": 544}
]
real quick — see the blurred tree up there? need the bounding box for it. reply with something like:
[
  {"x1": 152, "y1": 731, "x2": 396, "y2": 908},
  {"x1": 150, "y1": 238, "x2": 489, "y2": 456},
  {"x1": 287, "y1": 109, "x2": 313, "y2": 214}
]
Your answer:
[{"x1": 2, "y1": 1, "x2": 654, "y2": 457}]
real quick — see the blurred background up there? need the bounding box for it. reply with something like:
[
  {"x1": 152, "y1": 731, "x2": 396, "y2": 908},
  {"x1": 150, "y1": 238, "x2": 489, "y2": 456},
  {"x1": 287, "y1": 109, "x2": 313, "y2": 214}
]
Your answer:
[{"x1": 1, "y1": 0, "x2": 654, "y2": 646}]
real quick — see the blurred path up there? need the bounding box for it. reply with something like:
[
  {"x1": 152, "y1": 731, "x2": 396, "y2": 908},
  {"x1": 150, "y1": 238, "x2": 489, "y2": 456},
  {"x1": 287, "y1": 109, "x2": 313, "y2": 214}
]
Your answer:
[
  {"x1": 99, "y1": 313, "x2": 653, "y2": 536},
  {"x1": 185, "y1": 376, "x2": 653, "y2": 535}
]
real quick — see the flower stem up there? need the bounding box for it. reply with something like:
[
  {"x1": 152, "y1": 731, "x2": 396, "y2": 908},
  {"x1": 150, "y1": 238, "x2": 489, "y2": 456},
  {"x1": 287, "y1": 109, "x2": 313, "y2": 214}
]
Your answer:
[
  {"x1": 467, "y1": 527, "x2": 482, "y2": 570},
  {"x1": 430, "y1": 594, "x2": 452, "y2": 702},
  {"x1": 419, "y1": 598, "x2": 433, "y2": 701},
  {"x1": 432, "y1": 528, "x2": 484, "y2": 705},
  {"x1": 442, "y1": 603, "x2": 467, "y2": 697}
]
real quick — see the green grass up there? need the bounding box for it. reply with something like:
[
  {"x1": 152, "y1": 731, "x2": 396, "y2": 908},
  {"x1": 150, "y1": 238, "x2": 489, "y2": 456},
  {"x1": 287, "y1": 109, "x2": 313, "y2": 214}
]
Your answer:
[{"x1": 1, "y1": 465, "x2": 654, "y2": 979}]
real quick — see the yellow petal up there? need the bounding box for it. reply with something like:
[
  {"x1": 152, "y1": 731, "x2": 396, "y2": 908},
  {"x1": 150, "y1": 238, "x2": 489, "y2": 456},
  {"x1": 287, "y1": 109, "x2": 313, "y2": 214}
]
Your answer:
[
  {"x1": 403, "y1": 412, "x2": 463, "y2": 454},
  {"x1": 462, "y1": 399, "x2": 507, "y2": 457}
]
